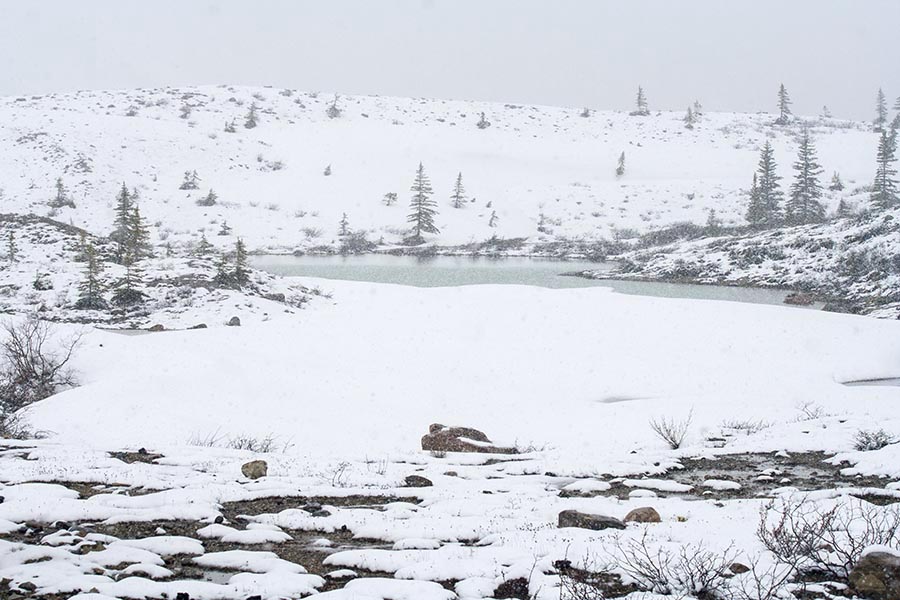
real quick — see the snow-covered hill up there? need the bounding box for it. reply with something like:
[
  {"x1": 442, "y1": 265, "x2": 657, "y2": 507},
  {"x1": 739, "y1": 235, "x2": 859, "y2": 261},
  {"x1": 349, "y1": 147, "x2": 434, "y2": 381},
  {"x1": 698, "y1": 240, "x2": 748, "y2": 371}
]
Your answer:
[{"x1": 0, "y1": 85, "x2": 879, "y2": 253}]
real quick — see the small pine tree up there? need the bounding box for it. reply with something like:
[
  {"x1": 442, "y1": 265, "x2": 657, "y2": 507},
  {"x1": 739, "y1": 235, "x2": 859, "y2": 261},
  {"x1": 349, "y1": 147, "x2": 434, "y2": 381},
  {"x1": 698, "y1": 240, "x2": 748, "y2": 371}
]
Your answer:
[
  {"x1": 828, "y1": 172, "x2": 844, "y2": 192},
  {"x1": 214, "y1": 253, "x2": 233, "y2": 287},
  {"x1": 326, "y1": 95, "x2": 342, "y2": 119},
  {"x1": 871, "y1": 129, "x2": 899, "y2": 210},
  {"x1": 683, "y1": 106, "x2": 695, "y2": 129},
  {"x1": 875, "y1": 88, "x2": 888, "y2": 129},
  {"x1": 633, "y1": 86, "x2": 649, "y2": 116},
  {"x1": 895, "y1": 96, "x2": 900, "y2": 111},
  {"x1": 112, "y1": 246, "x2": 145, "y2": 306},
  {"x1": 836, "y1": 197, "x2": 851, "y2": 218},
  {"x1": 615, "y1": 152, "x2": 626, "y2": 177},
  {"x1": 488, "y1": 210, "x2": 498, "y2": 228},
  {"x1": 179, "y1": 104, "x2": 191, "y2": 119},
  {"x1": 476, "y1": 112, "x2": 491, "y2": 129},
  {"x1": 244, "y1": 103, "x2": 259, "y2": 129},
  {"x1": 194, "y1": 232, "x2": 214, "y2": 257},
  {"x1": 821, "y1": 105, "x2": 832, "y2": 119},
  {"x1": 218, "y1": 220, "x2": 232, "y2": 236},
  {"x1": 786, "y1": 129, "x2": 825, "y2": 224},
  {"x1": 50, "y1": 177, "x2": 75, "y2": 208},
  {"x1": 196, "y1": 189, "x2": 218, "y2": 207},
  {"x1": 6, "y1": 232, "x2": 17, "y2": 262},
  {"x1": 179, "y1": 170, "x2": 200, "y2": 190},
  {"x1": 537, "y1": 209, "x2": 548, "y2": 233},
  {"x1": 450, "y1": 172, "x2": 466, "y2": 208},
  {"x1": 339, "y1": 213, "x2": 350, "y2": 236},
  {"x1": 233, "y1": 238, "x2": 250, "y2": 287},
  {"x1": 323, "y1": 164, "x2": 332, "y2": 176},
  {"x1": 692, "y1": 100, "x2": 703, "y2": 117},
  {"x1": 745, "y1": 172, "x2": 766, "y2": 228},
  {"x1": 382, "y1": 192, "x2": 398, "y2": 206},
  {"x1": 579, "y1": 107, "x2": 591, "y2": 118},
  {"x1": 407, "y1": 162, "x2": 439, "y2": 242},
  {"x1": 128, "y1": 203, "x2": 152, "y2": 260},
  {"x1": 224, "y1": 119, "x2": 236, "y2": 133},
  {"x1": 776, "y1": 84, "x2": 792, "y2": 124},
  {"x1": 706, "y1": 208, "x2": 721, "y2": 233},
  {"x1": 75, "y1": 243, "x2": 107, "y2": 310},
  {"x1": 756, "y1": 141, "x2": 783, "y2": 226}
]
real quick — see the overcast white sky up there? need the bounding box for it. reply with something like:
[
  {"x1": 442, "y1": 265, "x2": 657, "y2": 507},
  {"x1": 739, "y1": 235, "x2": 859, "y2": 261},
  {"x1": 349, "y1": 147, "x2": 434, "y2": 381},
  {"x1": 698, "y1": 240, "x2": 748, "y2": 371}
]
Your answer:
[{"x1": 1, "y1": 0, "x2": 897, "y2": 119}]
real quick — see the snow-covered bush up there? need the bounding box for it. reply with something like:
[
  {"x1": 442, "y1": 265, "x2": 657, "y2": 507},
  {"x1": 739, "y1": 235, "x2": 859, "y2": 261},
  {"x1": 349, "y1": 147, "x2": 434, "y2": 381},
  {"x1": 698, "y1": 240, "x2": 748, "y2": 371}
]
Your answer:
[{"x1": 853, "y1": 428, "x2": 895, "y2": 451}]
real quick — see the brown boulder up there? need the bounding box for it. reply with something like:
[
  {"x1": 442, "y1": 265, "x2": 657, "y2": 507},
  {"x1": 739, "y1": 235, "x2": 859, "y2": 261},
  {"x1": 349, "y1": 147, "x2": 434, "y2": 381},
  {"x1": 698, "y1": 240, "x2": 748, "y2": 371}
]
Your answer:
[
  {"x1": 403, "y1": 475, "x2": 433, "y2": 487},
  {"x1": 241, "y1": 460, "x2": 267, "y2": 479},
  {"x1": 850, "y1": 551, "x2": 900, "y2": 600},
  {"x1": 421, "y1": 423, "x2": 517, "y2": 454},
  {"x1": 624, "y1": 507, "x2": 661, "y2": 523},
  {"x1": 784, "y1": 292, "x2": 815, "y2": 306}
]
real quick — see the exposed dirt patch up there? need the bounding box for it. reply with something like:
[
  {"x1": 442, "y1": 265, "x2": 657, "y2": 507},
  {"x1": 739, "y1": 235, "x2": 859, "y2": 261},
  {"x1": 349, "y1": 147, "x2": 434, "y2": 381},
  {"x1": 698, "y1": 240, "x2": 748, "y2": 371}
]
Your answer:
[{"x1": 109, "y1": 449, "x2": 164, "y2": 464}]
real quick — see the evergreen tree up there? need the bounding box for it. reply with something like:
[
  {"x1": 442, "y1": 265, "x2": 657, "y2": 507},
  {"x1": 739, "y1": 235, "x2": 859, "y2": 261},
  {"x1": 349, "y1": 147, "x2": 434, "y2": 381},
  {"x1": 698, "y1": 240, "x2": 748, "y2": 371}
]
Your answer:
[
  {"x1": 112, "y1": 245, "x2": 145, "y2": 306},
  {"x1": 776, "y1": 84, "x2": 792, "y2": 124},
  {"x1": 214, "y1": 253, "x2": 232, "y2": 287},
  {"x1": 382, "y1": 192, "x2": 398, "y2": 206},
  {"x1": 339, "y1": 213, "x2": 350, "y2": 236},
  {"x1": 706, "y1": 208, "x2": 721, "y2": 233},
  {"x1": 75, "y1": 243, "x2": 107, "y2": 310},
  {"x1": 895, "y1": 96, "x2": 900, "y2": 111},
  {"x1": 111, "y1": 183, "x2": 151, "y2": 263},
  {"x1": 632, "y1": 86, "x2": 649, "y2": 116},
  {"x1": 615, "y1": 152, "x2": 626, "y2": 177},
  {"x1": 875, "y1": 88, "x2": 888, "y2": 129},
  {"x1": 756, "y1": 141, "x2": 783, "y2": 225},
  {"x1": 692, "y1": 100, "x2": 703, "y2": 116},
  {"x1": 224, "y1": 119, "x2": 237, "y2": 133},
  {"x1": 127, "y1": 203, "x2": 152, "y2": 260},
  {"x1": 194, "y1": 232, "x2": 214, "y2": 257},
  {"x1": 234, "y1": 238, "x2": 250, "y2": 287},
  {"x1": 821, "y1": 105, "x2": 832, "y2": 119},
  {"x1": 50, "y1": 177, "x2": 75, "y2": 208},
  {"x1": 326, "y1": 95, "x2": 342, "y2": 119},
  {"x1": 6, "y1": 232, "x2": 17, "y2": 262},
  {"x1": 112, "y1": 183, "x2": 133, "y2": 246},
  {"x1": 579, "y1": 107, "x2": 591, "y2": 118},
  {"x1": 323, "y1": 164, "x2": 332, "y2": 176},
  {"x1": 218, "y1": 220, "x2": 232, "y2": 236},
  {"x1": 244, "y1": 103, "x2": 259, "y2": 129},
  {"x1": 828, "y1": 172, "x2": 844, "y2": 191},
  {"x1": 196, "y1": 189, "x2": 218, "y2": 207},
  {"x1": 836, "y1": 197, "x2": 851, "y2": 218},
  {"x1": 407, "y1": 162, "x2": 439, "y2": 241},
  {"x1": 745, "y1": 172, "x2": 766, "y2": 228},
  {"x1": 179, "y1": 170, "x2": 200, "y2": 190},
  {"x1": 488, "y1": 210, "x2": 498, "y2": 228},
  {"x1": 179, "y1": 104, "x2": 191, "y2": 119},
  {"x1": 683, "y1": 106, "x2": 696, "y2": 129},
  {"x1": 450, "y1": 172, "x2": 466, "y2": 208},
  {"x1": 871, "y1": 129, "x2": 899, "y2": 210},
  {"x1": 476, "y1": 112, "x2": 491, "y2": 129},
  {"x1": 786, "y1": 129, "x2": 825, "y2": 224}
]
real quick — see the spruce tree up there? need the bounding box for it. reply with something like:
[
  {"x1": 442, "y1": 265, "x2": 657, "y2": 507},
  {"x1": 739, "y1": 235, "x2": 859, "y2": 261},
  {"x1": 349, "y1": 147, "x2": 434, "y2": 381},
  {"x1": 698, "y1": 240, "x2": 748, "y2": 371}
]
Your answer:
[
  {"x1": 756, "y1": 141, "x2": 783, "y2": 226},
  {"x1": 836, "y1": 197, "x2": 851, "y2": 218},
  {"x1": 326, "y1": 95, "x2": 342, "y2": 119},
  {"x1": 6, "y1": 232, "x2": 17, "y2": 262},
  {"x1": 745, "y1": 172, "x2": 766, "y2": 228},
  {"x1": 194, "y1": 232, "x2": 214, "y2": 257},
  {"x1": 616, "y1": 152, "x2": 626, "y2": 177},
  {"x1": 407, "y1": 162, "x2": 439, "y2": 241},
  {"x1": 224, "y1": 119, "x2": 237, "y2": 133},
  {"x1": 339, "y1": 213, "x2": 350, "y2": 236},
  {"x1": 828, "y1": 172, "x2": 844, "y2": 191},
  {"x1": 244, "y1": 103, "x2": 259, "y2": 129},
  {"x1": 875, "y1": 88, "x2": 888, "y2": 129},
  {"x1": 112, "y1": 183, "x2": 133, "y2": 246},
  {"x1": 776, "y1": 84, "x2": 792, "y2": 124},
  {"x1": 214, "y1": 253, "x2": 233, "y2": 287},
  {"x1": 871, "y1": 129, "x2": 899, "y2": 210},
  {"x1": 450, "y1": 172, "x2": 466, "y2": 208},
  {"x1": 128, "y1": 203, "x2": 152, "y2": 260},
  {"x1": 112, "y1": 245, "x2": 145, "y2": 306},
  {"x1": 382, "y1": 192, "x2": 398, "y2": 206},
  {"x1": 683, "y1": 106, "x2": 695, "y2": 129},
  {"x1": 234, "y1": 238, "x2": 250, "y2": 287},
  {"x1": 75, "y1": 243, "x2": 107, "y2": 310},
  {"x1": 50, "y1": 177, "x2": 75, "y2": 208},
  {"x1": 692, "y1": 100, "x2": 703, "y2": 117},
  {"x1": 218, "y1": 220, "x2": 232, "y2": 236},
  {"x1": 476, "y1": 112, "x2": 491, "y2": 129},
  {"x1": 821, "y1": 105, "x2": 832, "y2": 119},
  {"x1": 633, "y1": 86, "x2": 649, "y2": 116},
  {"x1": 488, "y1": 210, "x2": 498, "y2": 228},
  {"x1": 706, "y1": 208, "x2": 721, "y2": 233},
  {"x1": 197, "y1": 189, "x2": 218, "y2": 206},
  {"x1": 179, "y1": 170, "x2": 200, "y2": 190},
  {"x1": 786, "y1": 129, "x2": 825, "y2": 224}
]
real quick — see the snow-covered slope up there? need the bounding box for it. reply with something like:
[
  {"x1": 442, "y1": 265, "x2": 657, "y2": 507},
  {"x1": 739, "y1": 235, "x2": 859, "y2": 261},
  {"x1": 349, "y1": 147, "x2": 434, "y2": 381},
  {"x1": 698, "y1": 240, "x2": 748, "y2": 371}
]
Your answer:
[{"x1": 0, "y1": 85, "x2": 878, "y2": 252}]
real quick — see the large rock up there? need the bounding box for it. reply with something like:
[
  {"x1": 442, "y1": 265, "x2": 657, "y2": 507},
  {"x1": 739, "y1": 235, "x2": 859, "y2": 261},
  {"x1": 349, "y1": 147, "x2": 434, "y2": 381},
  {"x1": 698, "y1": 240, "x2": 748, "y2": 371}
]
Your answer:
[
  {"x1": 404, "y1": 475, "x2": 433, "y2": 488},
  {"x1": 241, "y1": 460, "x2": 268, "y2": 479},
  {"x1": 421, "y1": 423, "x2": 517, "y2": 454},
  {"x1": 558, "y1": 510, "x2": 625, "y2": 531},
  {"x1": 624, "y1": 507, "x2": 661, "y2": 523},
  {"x1": 226, "y1": 316, "x2": 241, "y2": 327},
  {"x1": 850, "y1": 551, "x2": 900, "y2": 600}
]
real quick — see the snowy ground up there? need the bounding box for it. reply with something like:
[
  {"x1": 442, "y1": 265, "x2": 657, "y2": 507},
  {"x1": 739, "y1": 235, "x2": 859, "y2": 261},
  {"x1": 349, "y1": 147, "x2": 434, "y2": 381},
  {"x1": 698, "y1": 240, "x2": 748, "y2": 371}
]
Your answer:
[
  {"x1": 0, "y1": 86, "x2": 878, "y2": 254},
  {"x1": 2, "y1": 278, "x2": 900, "y2": 599}
]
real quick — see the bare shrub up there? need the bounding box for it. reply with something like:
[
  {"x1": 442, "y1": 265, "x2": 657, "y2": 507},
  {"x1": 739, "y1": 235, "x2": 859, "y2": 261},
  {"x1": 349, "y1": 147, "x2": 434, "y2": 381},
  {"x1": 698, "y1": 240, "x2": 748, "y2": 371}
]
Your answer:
[
  {"x1": 758, "y1": 495, "x2": 900, "y2": 579},
  {"x1": 853, "y1": 428, "x2": 895, "y2": 451},
  {"x1": 721, "y1": 418, "x2": 771, "y2": 436},
  {"x1": 331, "y1": 461, "x2": 351, "y2": 487},
  {"x1": 649, "y1": 409, "x2": 693, "y2": 449},
  {"x1": 188, "y1": 429, "x2": 293, "y2": 453},
  {"x1": 0, "y1": 409, "x2": 46, "y2": 440},
  {"x1": 727, "y1": 556, "x2": 796, "y2": 600},
  {"x1": 1, "y1": 315, "x2": 81, "y2": 414},
  {"x1": 794, "y1": 401, "x2": 830, "y2": 421}
]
